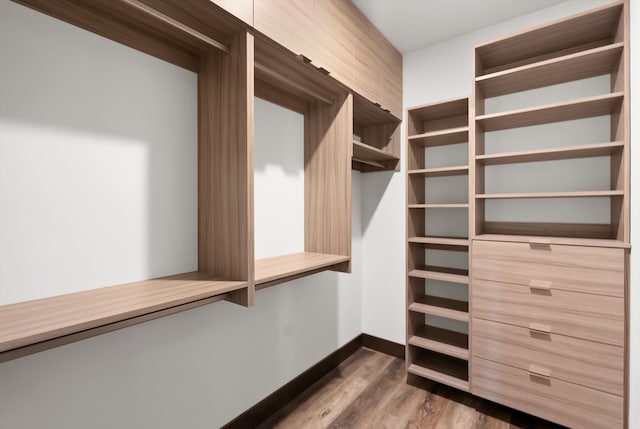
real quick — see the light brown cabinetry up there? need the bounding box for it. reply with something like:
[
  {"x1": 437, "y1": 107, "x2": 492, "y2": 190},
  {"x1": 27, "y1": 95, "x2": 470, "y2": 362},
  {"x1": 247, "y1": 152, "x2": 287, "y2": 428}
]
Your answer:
[{"x1": 211, "y1": 0, "x2": 253, "y2": 26}]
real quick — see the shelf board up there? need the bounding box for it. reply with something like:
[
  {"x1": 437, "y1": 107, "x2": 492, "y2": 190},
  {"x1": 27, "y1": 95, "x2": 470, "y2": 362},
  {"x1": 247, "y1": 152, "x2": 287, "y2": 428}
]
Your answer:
[
  {"x1": 408, "y1": 348, "x2": 469, "y2": 391},
  {"x1": 476, "y1": 141, "x2": 624, "y2": 165},
  {"x1": 353, "y1": 92, "x2": 401, "y2": 126},
  {"x1": 408, "y1": 203, "x2": 469, "y2": 209},
  {"x1": 408, "y1": 236, "x2": 469, "y2": 247},
  {"x1": 407, "y1": 127, "x2": 468, "y2": 148},
  {"x1": 407, "y1": 97, "x2": 468, "y2": 121},
  {"x1": 254, "y1": 252, "x2": 349, "y2": 287},
  {"x1": 476, "y1": 92, "x2": 624, "y2": 132},
  {"x1": 352, "y1": 141, "x2": 399, "y2": 163},
  {"x1": 408, "y1": 165, "x2": 468, "y2": 178},
  {"x1": 409, "y1": 325, "x2": 469, "y2": 361},
  {"x1": 409, "y1": 294, "x2": 469, "y2": 321},
  {"x1": 0, "y1": 273, "x2": 248, "y2": 357},
  {"x1": 474, "y1": 233, "x2": 630, "y2": 249},
  {"x1": 409, "y1": 266, "x2": 469, "y2": 284},
  {"x1": 477, "y1": 190, "x2": 624, "y2": 199},
  {"x1": 477, "y1": 42, "x2": 624, "y2": 97}
]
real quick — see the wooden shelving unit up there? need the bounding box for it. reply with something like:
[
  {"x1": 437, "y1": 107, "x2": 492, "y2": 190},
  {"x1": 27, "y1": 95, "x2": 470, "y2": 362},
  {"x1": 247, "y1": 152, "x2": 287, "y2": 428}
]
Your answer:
[
  {"x1": 351, "y1": 93, "x2": 401, "y2": 172},
  {"x1": 406, "y1": 97, "x2": 471, "y2": 391},
  {"x1": 254, "y1": 252, "x2": 350, "y2": 289}
]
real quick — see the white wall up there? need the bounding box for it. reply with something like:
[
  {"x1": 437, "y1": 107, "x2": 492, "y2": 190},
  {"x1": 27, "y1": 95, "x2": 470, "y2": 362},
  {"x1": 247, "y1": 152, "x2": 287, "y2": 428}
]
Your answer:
[
  {"x1": 361, "y1": 0, "x2": 638, "y2": 426},
  {"x1": 0, "y1": 1, "x2": 363, "y2": 427}
]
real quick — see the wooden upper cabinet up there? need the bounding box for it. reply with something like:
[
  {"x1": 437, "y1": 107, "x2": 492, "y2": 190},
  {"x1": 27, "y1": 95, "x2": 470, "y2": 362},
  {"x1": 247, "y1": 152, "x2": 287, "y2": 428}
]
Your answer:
[
  {"x1": 211, "y1": 0, "x2": 254, "y2": 26},
  {"x1": 313, "y1": 0, "x2": 355, "y2": 89},
  {"x1": 254, "y1": 0, "x2": 316, "y2": 60}
]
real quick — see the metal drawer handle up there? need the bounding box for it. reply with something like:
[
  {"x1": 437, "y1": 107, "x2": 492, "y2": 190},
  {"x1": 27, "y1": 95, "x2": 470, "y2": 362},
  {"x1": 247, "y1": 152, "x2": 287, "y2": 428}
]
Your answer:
[
  {"x1": 529, "y1": 322, "x2": 551, "y2": 335},
  {"x1": 529, "y1": 279, "x2": 552, "y2": 291},
  {"x1": 528, "y1": 364, "x2": 552, "y2": 381}
]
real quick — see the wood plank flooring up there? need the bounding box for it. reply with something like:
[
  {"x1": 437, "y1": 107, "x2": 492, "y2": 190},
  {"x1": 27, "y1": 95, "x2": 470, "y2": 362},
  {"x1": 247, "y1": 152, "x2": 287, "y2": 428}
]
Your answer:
[{"x1": 258, "y1": 348, "x2": 567, "y2": 429}]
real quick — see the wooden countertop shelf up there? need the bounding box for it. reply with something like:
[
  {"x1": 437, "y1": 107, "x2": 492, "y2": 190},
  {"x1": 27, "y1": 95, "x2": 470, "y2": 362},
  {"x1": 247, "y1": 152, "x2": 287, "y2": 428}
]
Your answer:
[
  {"x1": 407, "y1": 127, "x2": 469, "y2": 148},
  {"x1": 476, "y1": 141, "x2": 624, "y2": 165},
  {"x1": 0, "y1": 274, "x2": 248, "y2": 362},
  {"x1": 476, "y1": 92, "x2": 624, "y2": 132},
  {"x1": 408, "y1": 165, "x2": 468, "y2": 177},
  {"x1": 254, "y1": 252, "x2": 350, "y2": 289},
  {"x1": 476, "y1": 42, "x2": 624, "y2": 97},
  {"x1": 409, "y1": 325, "x2": 469, "y2": 361},
  {"x1": 477, "y1": 190, "x2": 624, "y2": 199}
]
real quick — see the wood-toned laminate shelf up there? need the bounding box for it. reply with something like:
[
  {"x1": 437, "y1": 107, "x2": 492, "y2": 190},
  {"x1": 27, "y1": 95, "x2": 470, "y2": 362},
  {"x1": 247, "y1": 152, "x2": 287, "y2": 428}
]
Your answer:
[
  {"x1": 408, "y1": 266, "x2": 469, "y2": 284},
  {"x1": 0, "y1": 273, "x2": 248, "y2": 360},
  {"x1": 408, "y1": 348, "x2": 469, "y2": 391},
  {"x1": 476, "y1": 92, "x2": 624, "y2": 132},
  {"x1": 408, "y1": 236, "x2": 469, "y2": 247},
  {"x1": 408, "y1": 294, "x2": 469, "y2": 321},
  {"x1": 408, "y1": 203, "x2": 469, "y2": 209},
  {"x1": 476, "y1": 42, "x2": 624, "y2": 97},
  {"x1": 477, "y1": 190, "x2": 624, "y2": 199},
  {"x1": 474, "y1": 234, "x2": 631, "y2": 249},
  {"x1": 407, "y1": 127, "x2": 469, "y2": 148},
  {"x1": 408, "y1": 165, "x2": 468, "y2": 177},
  {"x1": 352, "y1": 140, "x2": 399, "y2": 171},
  {"x1": 409, "y1": 325, "x2": 469, "y2": 360},
  {"x1": 254, "y1": 252, "x2": 349, "y2": 288},
  {"x1": 476, "y1": 141, "x2": 624, "y2": 165}
]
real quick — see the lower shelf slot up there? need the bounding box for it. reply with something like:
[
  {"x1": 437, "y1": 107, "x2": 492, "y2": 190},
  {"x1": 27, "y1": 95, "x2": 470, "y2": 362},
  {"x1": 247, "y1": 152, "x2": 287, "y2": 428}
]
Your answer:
[
  {"x1": 409, "y1": 325, "x2": 469, "y2": 360},
  {"x1": 408, "y1": 346, "x2": 469, "y2": 391}
]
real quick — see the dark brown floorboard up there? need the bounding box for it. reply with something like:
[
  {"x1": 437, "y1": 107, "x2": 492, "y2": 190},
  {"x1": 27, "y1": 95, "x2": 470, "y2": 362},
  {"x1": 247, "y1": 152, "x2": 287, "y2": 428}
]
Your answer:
[{"x1": 259, "y1": 348, "x2": 568, "y2": 429}]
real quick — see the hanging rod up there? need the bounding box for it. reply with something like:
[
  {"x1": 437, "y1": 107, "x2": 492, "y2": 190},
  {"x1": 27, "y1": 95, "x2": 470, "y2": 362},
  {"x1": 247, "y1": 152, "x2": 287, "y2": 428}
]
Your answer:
[
  {"x1": 255, "y1": 62, "x2": 334, "y2": 105},
  {"x1": 121, "y1": 0, "x2": 229, "y2": 53}
]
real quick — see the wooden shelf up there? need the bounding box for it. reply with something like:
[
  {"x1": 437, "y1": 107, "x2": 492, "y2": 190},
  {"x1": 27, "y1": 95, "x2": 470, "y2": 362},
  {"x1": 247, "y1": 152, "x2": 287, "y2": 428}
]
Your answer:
[
  {"x1": 409, "y1": 294, "x2": 469, "y2": 321},
  {"x1": 409, "y1": 325, "x2": 469, "y2": 361},
  {"x1": 477, "y1": 42, "x2": 624, "y2": 97},
  {"x1": 0, "y1": 273, "x2": 248, "y2": 359},
  {"x1": 474, "y1": 233, "x2": 630, "y2": 249},
  {"x1": 254, "y1": 252, "x2": 349, "y2": 288},
  {"x1": 475, "y1": 2, "x2": 623, "y2": 74},
  {"x1": 408, "y1": 165, "x2": 468, "y2": 177},
  {"x1": 476, "y1": 141, "x2": 624, "y2": 165},
  {"x1": 407, "y1": 127, "x2": 468, "y2": 148},
  {"x1": 477, "y1": 190, "x2": 624, "y2": 199},
  {"x1": 408, "y1": 236, "x2": 469, "y2": 247},
  {"x1": 353, "y1": 92, "x2": 401, "y2": 126},
  {"x1": 352, "y1": 141, "x2": 399, "y2": 173},
  {"x1": 476, "y1": 92, "x2": 624, "y2": 132},
  {"x1": 408, "y1": 203, "x2": 469, "y2": 209},
  {"x1": 408, "y1": 348, "x2": 469, "y2": 391},
  {"x1": 407, "y1": 97, "x2": 468, "y2": 121}
]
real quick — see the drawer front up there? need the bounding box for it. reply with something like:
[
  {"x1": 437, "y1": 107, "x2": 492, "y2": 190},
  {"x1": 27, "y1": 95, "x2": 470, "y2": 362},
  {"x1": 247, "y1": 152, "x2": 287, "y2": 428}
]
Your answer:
[
  {"x1": 473, "y1": 279, "x2": 624, "y2": 346},
  {"x1": 473, "y1": 240, "x2": 624, "y2": 297},
  {"x1": 473, "y1": 318, "x2": 624, "y2": 396},
  {"x1": 472, "y1": 358, "x2": 623, "y2": 429}
]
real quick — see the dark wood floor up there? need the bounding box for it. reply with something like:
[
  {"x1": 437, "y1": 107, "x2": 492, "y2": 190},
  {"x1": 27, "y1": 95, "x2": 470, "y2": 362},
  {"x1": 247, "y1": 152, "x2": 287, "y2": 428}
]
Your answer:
[{"x1": 258, "y1": 348, "x2": 567, "y2": 429}]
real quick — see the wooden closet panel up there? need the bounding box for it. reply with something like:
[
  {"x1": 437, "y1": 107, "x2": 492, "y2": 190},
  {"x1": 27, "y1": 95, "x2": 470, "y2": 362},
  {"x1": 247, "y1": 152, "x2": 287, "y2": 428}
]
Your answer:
[
  {"x1": 313, "y1": 0, "x2": 354, "y2": 88},
  {"x1": 254, "y1": 0, "x2": 316, "y2": 59},
  {"x1": 473, "y1": 279, "x2": 624, "y2": 346},
  {"x1": 473, "y1": 318, "x2": 623, "y2": 396},
  {"x1": 211, "y1": 0, "x2": 253, "y2": 26},
  {"x1": 472, "y1": 358, "x2": 623, "y2": 429},
  {"x1": 473, "y1": 240, "x2": 624, "y2": 297}
]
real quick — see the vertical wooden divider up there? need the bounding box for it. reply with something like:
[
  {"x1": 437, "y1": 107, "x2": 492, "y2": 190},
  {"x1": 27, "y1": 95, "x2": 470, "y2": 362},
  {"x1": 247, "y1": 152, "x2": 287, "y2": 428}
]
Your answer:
[
  {"x1": 198, "y1": 31, "x2": 255, "y2": 306},
  {"x1": 304, "y1": 93, "x2": 353, "y2": 273}
]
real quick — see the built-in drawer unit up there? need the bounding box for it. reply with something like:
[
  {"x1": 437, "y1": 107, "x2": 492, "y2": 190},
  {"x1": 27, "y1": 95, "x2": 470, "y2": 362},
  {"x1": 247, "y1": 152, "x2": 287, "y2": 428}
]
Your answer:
[
  {"x1": 473, "y1": 318, "x2": 623, "y2": 396},
  {"x1": 473, "y1": 240, "x2": 624, "y2": 297},
  {"x1": 473, "y1": 278, "x2": 624, "y2": 346},
  {"x1": 472, "y1": 358, "x2": 623, "y2": 429}
]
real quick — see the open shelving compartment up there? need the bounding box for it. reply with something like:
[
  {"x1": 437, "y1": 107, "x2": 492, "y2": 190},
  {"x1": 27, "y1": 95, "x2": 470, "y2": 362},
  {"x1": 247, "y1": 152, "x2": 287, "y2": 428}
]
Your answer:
[
  {"x1": 0, "y1": 0, "x2": 256, "y2": 362},
  {"x1": 406, "y1": 97, "x2": 472, "y2": 391},
  {"x1": 472, "y1": 0, "x2": 629, "y2": 247},
  {"x1": 351, "y1": 93, "x2": 401, "y2": 172},
  {"x1": 253, "y1": 35, "x2": 352, "y2": 289}
]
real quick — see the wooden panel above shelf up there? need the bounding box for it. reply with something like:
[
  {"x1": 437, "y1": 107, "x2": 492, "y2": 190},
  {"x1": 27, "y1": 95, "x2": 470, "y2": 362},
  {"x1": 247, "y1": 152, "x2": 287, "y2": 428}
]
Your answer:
[{"x1": 254, "y1": 252, "x2": 349, "y2": 289}]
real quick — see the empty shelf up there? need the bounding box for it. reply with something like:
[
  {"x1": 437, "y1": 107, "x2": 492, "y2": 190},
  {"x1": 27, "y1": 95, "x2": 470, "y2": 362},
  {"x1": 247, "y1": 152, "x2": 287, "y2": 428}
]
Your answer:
[
  {"x1": 0, "y1": 273, "x2": 248, "y2": 357},
  {"x1": 409, "y1": 295, "x2": 469, "y2": 321},
  {"x1": 408, "y1": 236, "x2": 469, "y2": 247},
  {"x1": 408, "y1": 348, "x2": 469, "y2": 391},
  {"x1": 477, "y1": 190, "x2": 624, "y2": 199},
  {"x1": 408, "y1": 203, "x2": 469, "y2": 209},
  {"x1": 407, "y1": 127, "x2": 469, "y2": 147},
  {"x1": 409, "y1": 325, "x2": 469, "y2": 361},
  {"x1": 254, "y1": 252, "x2": 349, "y2": 287},
  {"x1": 352, "y1": 141, "x2": 398, "y2": 163},
  {"x1": 477, "y1": 42, "x2": 624, "y2": 97},
  {"x1": 476, "y1": 92, "x2": 624, "y2": 132},
  {"x1": 474, "y1": 233, "x2": 630, "y2": 249},
  {"x1": 476, "y1": 141, "x2": 624, "y2": 165},
  {"x1": 408, "y1": 266, "x2": 469, "y2": 284},
  {"x1": 408, "y1": 165, "x2": 468, "y2": 177}
]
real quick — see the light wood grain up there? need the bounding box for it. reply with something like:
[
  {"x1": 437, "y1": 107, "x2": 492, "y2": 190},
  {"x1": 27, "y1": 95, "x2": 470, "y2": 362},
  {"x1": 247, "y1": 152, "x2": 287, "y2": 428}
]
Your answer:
[
  {"x1": 407, "y1": 236, "x2": 469, "y2": 247},
  {"x1": 211, "y1": 0, "x2": 253, "y2": 26},
  {"x1": 408, "y1": 266, "x2": 469, "y2": 284},
  {"x1": 472, "y1": 240, "x2": 624, "y2": 296},
  {"x1": 476, "y1": 141, "x2": 624, "y2": 165},
  {"x1": 474, "y1": 232, "x2": 629, "y2": 248},
  {"x1": 409, "y1": 348, "x2": 469, "y2": 391},
  {"x1": 476, "y1": 92, "x2": 624, "y2": 132},
  {"x1": 0, "y1": 274, "x2": 246, "y2": 354},
  {"x1": 408, "y1": 203, "x2": 469, "y2": 209},
  {"x1": 198, "y1": 31, "x2": 254, "y2": 306},
  {"x1": 409, "y1": 295, "x2": 469, "y2": 322},
  {"x1": 254, "y1": 252, "x2": 350, "y2": 286},
  {"x1": 473, "y1": 318, "x2": 623, "y2": 396},
  {"x1": 352, "y1": 140, "x2": 398, "y2": 166},
  {"x1": 409, "y1": 325, "x2": 469, "y2": 361},
  {"x1": 408, "y1": 165, "x2": 469, "y2": 178},
  {"x1": 472, "y1": 279, "x2": 624, "y2": 347},
  {"x1": 407, "y1": 126, "x2": 469, "y2": 148},
  {"x1": 472, "y1": 357, "x2": 623, "y2": 429},
  {"x1": 477, "y1": 190, "x2": 624, "y2": 199}
]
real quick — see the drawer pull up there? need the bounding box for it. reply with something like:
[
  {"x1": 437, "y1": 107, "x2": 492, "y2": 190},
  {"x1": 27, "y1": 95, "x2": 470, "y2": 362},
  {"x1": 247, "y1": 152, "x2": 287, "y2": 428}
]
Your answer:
[
  {"x1": 529, "y1": 279, "x2": 552, "y2": 291},
  {"x1": 528, "y1": 364, "x2": 552, "y2": 381},
  {"x1": 529, "y1": 322, "x2": 551, "y2": 334}
]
